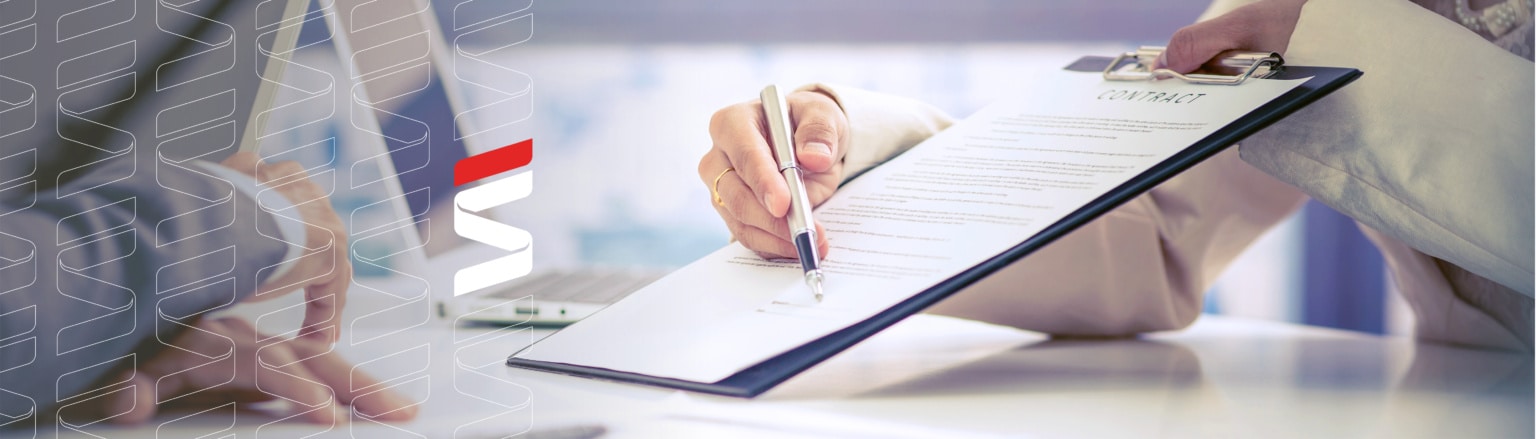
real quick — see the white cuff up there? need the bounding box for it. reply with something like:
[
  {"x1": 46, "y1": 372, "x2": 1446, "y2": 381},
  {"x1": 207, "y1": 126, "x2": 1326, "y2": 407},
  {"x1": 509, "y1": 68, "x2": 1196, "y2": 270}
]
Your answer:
[{"x1": 194, "y1": 161, "x2": 306, "y2": 283}]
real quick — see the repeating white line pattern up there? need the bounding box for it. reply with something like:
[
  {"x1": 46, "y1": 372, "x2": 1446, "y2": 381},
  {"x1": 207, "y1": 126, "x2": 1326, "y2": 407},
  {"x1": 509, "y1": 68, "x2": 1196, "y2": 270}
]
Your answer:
[
  {"x1": 48, "y1": 0, "x2": 140, "y2": 436},
  {"x1": 446, "y1": 1, "x2": 538, "y2": 437},
  {"x1": 328, "y1": 0, "x2": 435, "y2": 435},
  {"x1": 0, "y1": 1, "x2": 542, "y2": 435},
  {"x1": 450, "y1": 0, "x2": 531, "y2": 140},
  {"x1": 0, "y1": 0, "x2": 41, "y2": 432},
  {"x1": 250, "y1": 1, "x2": 350, "y2": 436},
  {"x1": 148, "y1": 0, "x2": 244, "y2": 436}
]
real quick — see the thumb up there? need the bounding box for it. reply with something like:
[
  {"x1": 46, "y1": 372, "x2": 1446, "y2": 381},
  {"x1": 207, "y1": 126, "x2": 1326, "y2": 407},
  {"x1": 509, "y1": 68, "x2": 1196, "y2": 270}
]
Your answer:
[
  {"x1": 789, "y1": 92, "x2": 846, "y2": 173},
  {"x1": 1158, "y1": 18, "x2": 1244, "y2": 74},
  {"x1": 219, "y1": 151, "x2": 263, "y2": 178},
  {"x1": 106, "y1": 374, "x2": 159, "y2": 425}
]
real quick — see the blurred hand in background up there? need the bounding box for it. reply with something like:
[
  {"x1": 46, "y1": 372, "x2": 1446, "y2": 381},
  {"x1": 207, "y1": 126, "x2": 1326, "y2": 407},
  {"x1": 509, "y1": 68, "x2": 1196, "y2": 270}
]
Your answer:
[
  {"x1": 104, "y1": 316, "x2": 417, "y2": 425},
  {"x1": 221, "y1": 152, "x2": 352, "y2": 344}
]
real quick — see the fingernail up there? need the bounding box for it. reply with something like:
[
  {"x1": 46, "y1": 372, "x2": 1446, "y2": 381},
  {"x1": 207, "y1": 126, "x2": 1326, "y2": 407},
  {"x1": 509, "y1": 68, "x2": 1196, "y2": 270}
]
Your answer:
[
  {"x1": 804, "y1": 142, "x2": 832, "y2": 158},
  {"x1": 763, "y1": 192, "x2": 775, "y2": 211},
  {"x1": 1155, "y1": 52, "x2": 1168, "y2": 70}
]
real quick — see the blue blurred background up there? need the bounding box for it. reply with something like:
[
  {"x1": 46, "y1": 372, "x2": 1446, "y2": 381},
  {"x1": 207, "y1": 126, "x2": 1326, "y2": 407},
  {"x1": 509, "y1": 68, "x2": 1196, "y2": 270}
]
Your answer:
[{"x1": 289, "y1": 1, "x2": 1401, "y2": 335}]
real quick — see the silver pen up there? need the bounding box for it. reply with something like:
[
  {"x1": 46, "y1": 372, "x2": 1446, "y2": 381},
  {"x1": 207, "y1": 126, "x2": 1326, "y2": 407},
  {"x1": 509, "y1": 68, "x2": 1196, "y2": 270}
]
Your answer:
[{"x1": 760, "y1": 85, "x2": 825, "y2": 302}]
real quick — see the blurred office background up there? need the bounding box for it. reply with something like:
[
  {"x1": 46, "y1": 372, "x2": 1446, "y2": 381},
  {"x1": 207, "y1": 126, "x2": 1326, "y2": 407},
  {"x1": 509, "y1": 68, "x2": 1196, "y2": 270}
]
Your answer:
[{"x1": 290, "y1": 1, "x2": 1405, "y2": 336}]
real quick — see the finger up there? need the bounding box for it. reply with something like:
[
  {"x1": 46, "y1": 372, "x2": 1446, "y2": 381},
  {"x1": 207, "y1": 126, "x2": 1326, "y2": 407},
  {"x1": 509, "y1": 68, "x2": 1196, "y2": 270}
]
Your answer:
[
  {"x1": 105, "y1": 373, "x2": 158, "y2": 425},
  {"x1": 1158, "y1": 17, "x2": 1245, "y2": 73},
  {"x1": 722, "y1": 195, "x2": 831, "y2": 261},
  {"x1": 713, "y1": 152, "x2": 836, "y2": 260},
  {"x1": 300, "y1": 231, "x2": 349, "y2": 344},
  {"x1": 702, "y1": 148, "x2": 795, "y2": 241},
  {"x1": 259, "y1": 165, "x2": 335, "y2": 230},
  {"x1": 716, "y1": 171, "x2": 792, "y2": 240},
  {"x1": 254, "y1": 342, "x2": 338, "y2": 424},
  {"x1": 331, "y1": 254, "x2": 350, "y2": 342},
  {"x1": 110, "y1": 317, "x2": 241, "y2": 424},
  {"x1": 256, "y1": 160, "x2": 310, "y2": 186},
  {"x1": 220, "y1": 151, "x2": 263, "y2": 178},
  {"x1": 298, "y1": 276, "x2": 342, "y2": 344},
  {"x1": 711, "y1": 146, "x2": 837, "y2": 240},
  {"x1": 710, "y1": 104, "x2": 791, "y2": 217},
  {"x1": 727, "y1": 219, "x2": 798, "y2": 259},
  {"x1": 162, "y1": 389, "x2": 275, "y2": 405},
  {"x1": 291, "y1": 253, "x2": 344, "y2": 339},
  {"x1": 696, "y1": 148, "x2": 734, "y2": 204},
  {"x1": 802, "y1": 169, "x2": 842, "y2": 207},
  {"x1": 296, "y1": 208, "x2": 343, "y2": 338},
  {"x1": 288, "y1": 342, "x2": 418, "y2": 422},
  {"x1": 787, "y1": 91, "x2": 846, "y2": 173},
  {"x1": 264, "y1": 176, "x2": 329, "y2": 209},
  {"x1": 334, "y1": 237, "x2": 350, "y2": 339}
]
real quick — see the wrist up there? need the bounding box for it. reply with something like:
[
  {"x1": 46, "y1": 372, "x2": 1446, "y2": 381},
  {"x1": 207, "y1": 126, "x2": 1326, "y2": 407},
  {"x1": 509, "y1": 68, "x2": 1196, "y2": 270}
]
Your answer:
[{"x1": 193, "y1": 161, "x2": 308, "y2": 285}]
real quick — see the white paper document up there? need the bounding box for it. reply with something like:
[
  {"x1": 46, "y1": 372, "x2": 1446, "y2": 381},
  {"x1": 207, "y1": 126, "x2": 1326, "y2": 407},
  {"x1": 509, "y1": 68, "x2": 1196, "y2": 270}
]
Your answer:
[{"x1": 514, "y1": 69, "x2": 1308, "y2": 383}]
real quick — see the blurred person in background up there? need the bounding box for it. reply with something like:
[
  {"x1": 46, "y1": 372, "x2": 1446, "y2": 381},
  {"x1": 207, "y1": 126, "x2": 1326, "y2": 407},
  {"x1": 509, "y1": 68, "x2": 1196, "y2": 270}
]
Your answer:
[
  {"x1": 698, "y1": 0, "x2": 1531, "y2": 350},
  {"x1": 0, "y1": 0, "x2": 415, "y2": 426}
]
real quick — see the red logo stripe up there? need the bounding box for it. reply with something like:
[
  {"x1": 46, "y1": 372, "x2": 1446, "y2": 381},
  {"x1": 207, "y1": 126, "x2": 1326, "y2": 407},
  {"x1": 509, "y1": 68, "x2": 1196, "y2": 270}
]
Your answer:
[{"x1": 454, "y1": 139, "x2": 533, "y2": 186}]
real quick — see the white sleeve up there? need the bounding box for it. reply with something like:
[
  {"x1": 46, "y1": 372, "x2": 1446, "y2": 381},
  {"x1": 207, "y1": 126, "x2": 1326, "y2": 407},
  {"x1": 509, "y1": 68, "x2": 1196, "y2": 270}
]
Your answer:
[
  {"x1": 794, "y1": 83, "x2": 956, "y2": 183},
  {"x1": 194, "y1": 161, "x2": 307, "y2": 282},
  {"x1": 1236, "y1": 0, "x2": 1535, "y2": 295}
]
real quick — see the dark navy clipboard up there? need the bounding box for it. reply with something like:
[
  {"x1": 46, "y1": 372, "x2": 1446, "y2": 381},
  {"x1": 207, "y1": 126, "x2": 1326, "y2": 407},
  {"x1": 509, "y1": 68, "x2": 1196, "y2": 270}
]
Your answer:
[{"x1": 507, "y1": 56, "x2": 1362, "y2": 398}]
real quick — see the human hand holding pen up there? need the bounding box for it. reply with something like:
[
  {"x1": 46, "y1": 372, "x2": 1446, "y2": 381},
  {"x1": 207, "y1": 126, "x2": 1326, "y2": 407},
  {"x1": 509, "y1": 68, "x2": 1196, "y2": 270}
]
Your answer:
[{"x1": 698, "y1": 90, "x2": 847, "y2": 260}]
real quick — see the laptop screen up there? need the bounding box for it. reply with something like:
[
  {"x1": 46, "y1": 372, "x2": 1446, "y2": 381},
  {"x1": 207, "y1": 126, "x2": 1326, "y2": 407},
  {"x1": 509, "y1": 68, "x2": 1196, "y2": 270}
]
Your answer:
[
  {"x1": 377, "y1": 69, "x2": 475, "y2": 258},
  {"x1": 322, "y1": 0, "x2": 484, "y2": 260}
]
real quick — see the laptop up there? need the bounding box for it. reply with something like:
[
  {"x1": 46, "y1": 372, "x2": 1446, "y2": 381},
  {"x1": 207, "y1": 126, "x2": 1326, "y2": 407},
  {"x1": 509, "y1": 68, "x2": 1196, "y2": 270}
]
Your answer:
[{"x1": 324, "y1": 0, "x2": 662, "y2": 326}]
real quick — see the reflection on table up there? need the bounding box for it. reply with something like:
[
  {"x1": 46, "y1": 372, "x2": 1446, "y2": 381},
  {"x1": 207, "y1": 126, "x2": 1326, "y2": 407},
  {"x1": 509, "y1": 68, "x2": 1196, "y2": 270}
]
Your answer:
[{"x1": 81, "y1": 302, "x2": 1532, "y2": 438}]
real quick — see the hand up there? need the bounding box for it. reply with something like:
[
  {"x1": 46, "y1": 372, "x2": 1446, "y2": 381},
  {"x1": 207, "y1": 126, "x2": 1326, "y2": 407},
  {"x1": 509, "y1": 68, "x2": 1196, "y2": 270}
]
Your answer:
[
  {"x1": 104, "y1": 316, "x2": 417, "y2": 425},
  {"x1": 699, "y1": 90, "x2": 849, "y2": 259},
  {"x1": 221, "y1": 152, "x2": 351, "y2": 344},
  {"x1": 1157, "y1": 0, "x2": 1309, "y2": 73}
]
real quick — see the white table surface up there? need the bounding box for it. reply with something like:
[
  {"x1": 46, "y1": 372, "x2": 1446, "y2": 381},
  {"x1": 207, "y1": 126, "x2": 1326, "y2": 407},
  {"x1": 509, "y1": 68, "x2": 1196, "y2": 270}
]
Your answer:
[{"x1": 53, "y1": 285, "x2": 1533, "y2": 439}]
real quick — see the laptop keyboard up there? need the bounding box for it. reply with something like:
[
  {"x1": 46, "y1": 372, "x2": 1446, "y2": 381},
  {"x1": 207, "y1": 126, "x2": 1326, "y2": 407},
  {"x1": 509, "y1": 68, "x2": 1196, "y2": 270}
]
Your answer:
[{"x1": 486, "y1": 269, "x2": 665, "y2": 304}]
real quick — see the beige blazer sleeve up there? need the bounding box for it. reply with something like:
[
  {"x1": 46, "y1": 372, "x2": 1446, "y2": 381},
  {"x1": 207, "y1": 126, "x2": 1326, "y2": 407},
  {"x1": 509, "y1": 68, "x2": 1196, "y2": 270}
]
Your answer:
[
  {"x1": 795, "y1": 83, "x2": 956, "y2": 179},
  {"x1": 1237, "y1": 0, "x2": 1535, "y2": 296},
  {"x1": 797, "y1": 81, "x2": 1306, "y2": 336}
]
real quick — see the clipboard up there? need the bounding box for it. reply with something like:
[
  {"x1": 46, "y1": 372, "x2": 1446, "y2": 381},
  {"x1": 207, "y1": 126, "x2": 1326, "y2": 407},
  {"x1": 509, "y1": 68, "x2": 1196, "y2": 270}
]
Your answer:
[{"x1": 507, "y1": 47, "x2": 1362, "y2": 397}]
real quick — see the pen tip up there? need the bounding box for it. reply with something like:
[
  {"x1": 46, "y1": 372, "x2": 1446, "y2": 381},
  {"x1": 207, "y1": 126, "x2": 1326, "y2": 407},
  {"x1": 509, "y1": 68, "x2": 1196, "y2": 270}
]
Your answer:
[{"x1": 805, "y1": 270, "x2": 825, "y2": 303}]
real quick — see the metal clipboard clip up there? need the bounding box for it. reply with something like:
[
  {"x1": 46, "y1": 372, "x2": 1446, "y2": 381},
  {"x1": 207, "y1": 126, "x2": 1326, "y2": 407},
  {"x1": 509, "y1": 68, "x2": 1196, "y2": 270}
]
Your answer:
[{"x1": 1103, "y1": 46, "x2": 1284, "y2": 85}]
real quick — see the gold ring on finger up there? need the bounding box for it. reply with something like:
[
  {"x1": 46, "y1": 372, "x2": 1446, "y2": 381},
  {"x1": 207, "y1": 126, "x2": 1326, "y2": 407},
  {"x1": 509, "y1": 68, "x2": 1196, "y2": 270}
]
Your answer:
[{"x1": 712, "y1": 167, "x2": 735, "y2": 207}]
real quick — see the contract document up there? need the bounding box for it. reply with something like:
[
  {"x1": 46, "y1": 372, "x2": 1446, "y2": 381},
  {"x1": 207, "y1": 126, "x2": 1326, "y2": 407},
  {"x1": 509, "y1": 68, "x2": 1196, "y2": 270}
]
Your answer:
[{"x1": 511, "y1": 60, "x2": 1356, "y2": 394}]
